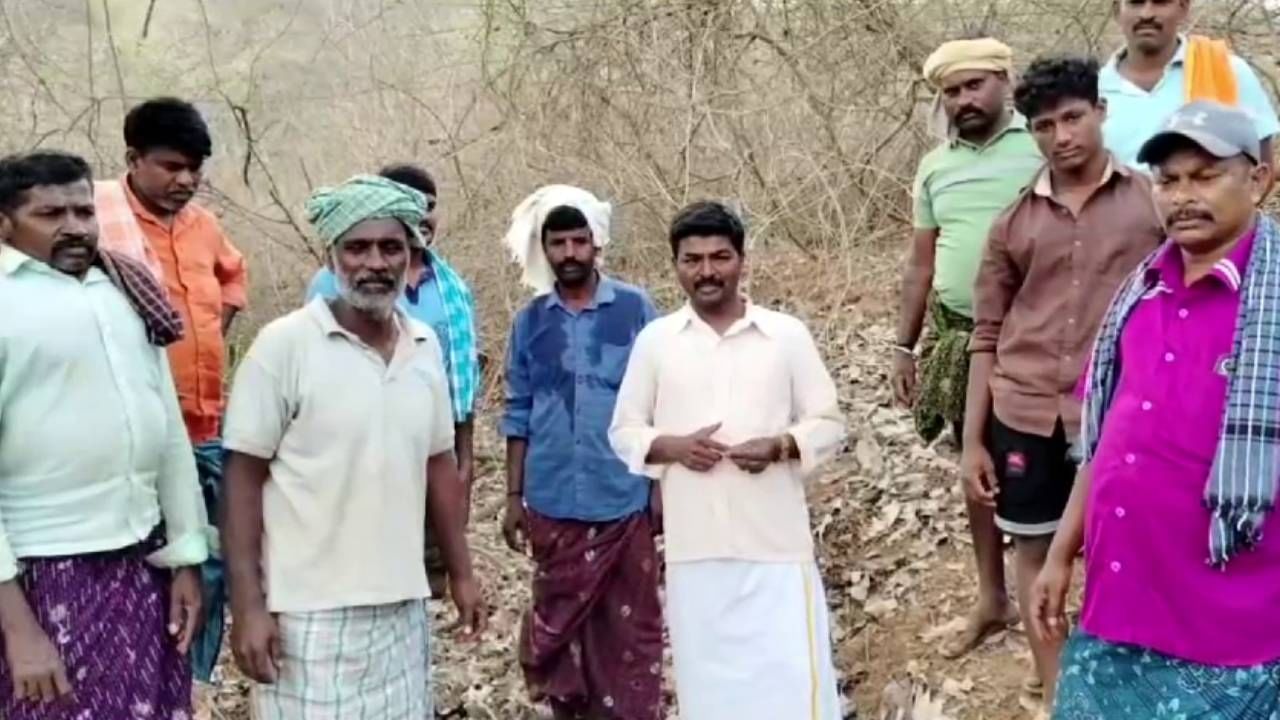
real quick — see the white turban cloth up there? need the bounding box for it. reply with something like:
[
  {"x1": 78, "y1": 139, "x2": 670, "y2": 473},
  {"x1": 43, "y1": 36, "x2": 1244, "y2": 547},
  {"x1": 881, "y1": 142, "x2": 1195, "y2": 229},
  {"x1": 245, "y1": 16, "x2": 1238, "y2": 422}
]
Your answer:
[{"x1": 502, "y1": 184, "x2": 612, "y2": 294}]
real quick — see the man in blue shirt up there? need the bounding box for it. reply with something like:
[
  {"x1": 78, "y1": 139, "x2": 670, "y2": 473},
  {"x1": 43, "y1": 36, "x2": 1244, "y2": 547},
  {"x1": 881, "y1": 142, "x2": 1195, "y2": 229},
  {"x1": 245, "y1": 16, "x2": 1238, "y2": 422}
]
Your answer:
[
  {"x1": 501, "y1": 191, "x2": 662, "y2": 720},
  {"x1": 305, "y1": 163, "x2": 479, "y2": 595},
  {"x1": 1100, "y1": 0, "x2": 1279, "y2": 171}
]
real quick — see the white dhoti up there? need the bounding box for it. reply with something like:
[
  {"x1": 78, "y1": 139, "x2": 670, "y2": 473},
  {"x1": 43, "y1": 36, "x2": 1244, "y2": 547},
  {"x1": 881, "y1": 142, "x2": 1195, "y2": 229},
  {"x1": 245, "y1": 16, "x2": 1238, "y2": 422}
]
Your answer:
[
  {"x1": 666, "y1": 560, "x2": 842, "y2": 720},
  {"x1": 252, "y1": 599, "x2": 432, "y2": 720}
]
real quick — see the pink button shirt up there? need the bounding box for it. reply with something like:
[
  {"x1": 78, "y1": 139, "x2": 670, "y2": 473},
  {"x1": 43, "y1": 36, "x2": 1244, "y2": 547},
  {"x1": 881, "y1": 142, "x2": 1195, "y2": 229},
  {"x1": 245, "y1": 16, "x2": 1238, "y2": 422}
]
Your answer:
[{"x1": 1082, "y1": 227, "x2": 1280, "y2": 666}]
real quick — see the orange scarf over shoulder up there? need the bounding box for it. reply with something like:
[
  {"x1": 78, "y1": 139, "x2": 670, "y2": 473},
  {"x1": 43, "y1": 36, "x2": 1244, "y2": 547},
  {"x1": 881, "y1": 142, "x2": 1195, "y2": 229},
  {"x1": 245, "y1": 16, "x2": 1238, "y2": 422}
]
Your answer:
[{"x1": 1185, "y1": 34, "x2": 1239, "y2": 105}]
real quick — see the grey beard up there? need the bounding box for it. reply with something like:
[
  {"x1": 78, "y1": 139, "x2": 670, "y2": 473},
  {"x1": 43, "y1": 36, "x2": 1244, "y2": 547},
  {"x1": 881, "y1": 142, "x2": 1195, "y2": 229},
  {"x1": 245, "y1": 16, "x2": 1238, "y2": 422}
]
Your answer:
[{"x1": 335, "y1": 273, "x2": 405, "y2": 318}]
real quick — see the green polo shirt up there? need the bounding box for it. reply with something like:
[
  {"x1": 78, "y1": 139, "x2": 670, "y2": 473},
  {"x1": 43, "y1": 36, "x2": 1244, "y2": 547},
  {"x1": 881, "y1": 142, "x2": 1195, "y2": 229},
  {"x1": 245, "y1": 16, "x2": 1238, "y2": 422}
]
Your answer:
[{"x1": 912, "y1": 117, "x2": 1043, "y2": 318}]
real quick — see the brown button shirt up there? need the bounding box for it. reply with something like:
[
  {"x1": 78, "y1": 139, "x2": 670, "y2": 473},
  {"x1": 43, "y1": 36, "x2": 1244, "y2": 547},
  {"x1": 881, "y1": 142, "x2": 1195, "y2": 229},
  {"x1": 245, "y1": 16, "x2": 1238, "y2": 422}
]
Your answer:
[{"x1": 970, "y1": 160, "x2": 1165, "y2": 437}]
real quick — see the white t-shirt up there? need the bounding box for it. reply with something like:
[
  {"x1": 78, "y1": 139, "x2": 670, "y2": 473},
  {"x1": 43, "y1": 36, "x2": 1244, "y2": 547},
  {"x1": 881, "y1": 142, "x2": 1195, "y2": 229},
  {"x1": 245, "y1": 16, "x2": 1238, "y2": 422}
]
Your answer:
[{"x1": 223, "y1": 298, "x2": 454, "y2": 613}]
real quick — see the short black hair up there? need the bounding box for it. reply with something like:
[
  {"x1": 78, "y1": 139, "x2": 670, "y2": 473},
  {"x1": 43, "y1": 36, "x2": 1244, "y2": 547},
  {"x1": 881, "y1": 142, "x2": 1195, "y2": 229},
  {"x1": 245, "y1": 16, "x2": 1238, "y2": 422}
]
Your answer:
[
  {"x1": 123, "y1": 97, "x2": 212, "y2": 160},
  {"x1": 1014, "y1": 55, "x2": 1101, "y2": 119},
  {"x1": 668, "y1": 200, "x2": 745, "y2": 257},
  {"x1": 542, "y1": 205, "x2": 590, "y2": 243},
  {"x1": 0, "y1": 151, "x2": 93, "y2": 213},
  {"x1": 378, "y1": 163, "x2": 437, "y2": 198}
]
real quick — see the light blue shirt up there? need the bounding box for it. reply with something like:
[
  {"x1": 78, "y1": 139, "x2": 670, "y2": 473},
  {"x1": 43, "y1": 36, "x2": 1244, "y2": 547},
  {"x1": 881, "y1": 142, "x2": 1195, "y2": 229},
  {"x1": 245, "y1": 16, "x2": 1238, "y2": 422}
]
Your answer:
[
  {"x1": 1101, "y1": 37, "x2": 1280, "y2": 169},
  {"x1": 307, "y1": 266, "x2": 452, "y2": 377},
  {"x1": 0, "y1": 246, "x2": 208, "y2": 580}
]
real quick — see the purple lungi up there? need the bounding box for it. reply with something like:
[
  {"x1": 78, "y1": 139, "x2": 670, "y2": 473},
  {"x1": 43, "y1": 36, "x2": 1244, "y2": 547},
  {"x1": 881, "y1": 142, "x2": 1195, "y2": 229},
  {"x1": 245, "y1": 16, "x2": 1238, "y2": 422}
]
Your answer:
[
  {"x1": 0, "y1": 538, "x2": 192, "y2": 720},
  {"x1": 519, "y1": 509, "x2": 664, "y2": 720}
]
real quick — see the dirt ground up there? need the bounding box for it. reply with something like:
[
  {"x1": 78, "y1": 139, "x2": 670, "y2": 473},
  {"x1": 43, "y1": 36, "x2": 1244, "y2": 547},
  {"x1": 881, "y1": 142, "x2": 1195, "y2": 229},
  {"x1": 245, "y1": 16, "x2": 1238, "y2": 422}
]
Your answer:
[{"x1": 201, "y1": 298, "x2": 1067, "y2": 720}]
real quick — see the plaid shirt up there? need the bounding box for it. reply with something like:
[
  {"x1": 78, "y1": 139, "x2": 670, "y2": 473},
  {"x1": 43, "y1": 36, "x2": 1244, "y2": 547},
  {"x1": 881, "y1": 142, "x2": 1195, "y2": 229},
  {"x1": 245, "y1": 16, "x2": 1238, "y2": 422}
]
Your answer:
[{"x1": 427, "y1": 250, "x2": 479, "y2": 422}]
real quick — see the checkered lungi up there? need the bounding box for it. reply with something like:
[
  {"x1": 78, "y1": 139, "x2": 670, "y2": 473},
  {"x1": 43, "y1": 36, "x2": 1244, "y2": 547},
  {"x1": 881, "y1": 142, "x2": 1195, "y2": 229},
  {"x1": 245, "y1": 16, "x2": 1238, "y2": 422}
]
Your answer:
[{"x1": 252, "y1": 599, "x2": 432, "y2": 720}]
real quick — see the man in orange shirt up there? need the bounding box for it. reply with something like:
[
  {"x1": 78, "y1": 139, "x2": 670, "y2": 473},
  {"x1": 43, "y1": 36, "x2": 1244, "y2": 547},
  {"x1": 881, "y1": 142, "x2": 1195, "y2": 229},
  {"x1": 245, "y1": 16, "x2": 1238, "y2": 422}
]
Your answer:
[{"x1": 99, "y1": 97, "x2": 248, "y2": 692}]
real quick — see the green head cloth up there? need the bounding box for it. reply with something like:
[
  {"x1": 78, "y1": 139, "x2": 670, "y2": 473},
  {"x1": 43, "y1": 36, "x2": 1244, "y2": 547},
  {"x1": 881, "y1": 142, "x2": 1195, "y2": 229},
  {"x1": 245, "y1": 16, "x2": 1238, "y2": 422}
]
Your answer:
[{"x1": 305, "y1": 174, "x2": 427, "y2": 249}]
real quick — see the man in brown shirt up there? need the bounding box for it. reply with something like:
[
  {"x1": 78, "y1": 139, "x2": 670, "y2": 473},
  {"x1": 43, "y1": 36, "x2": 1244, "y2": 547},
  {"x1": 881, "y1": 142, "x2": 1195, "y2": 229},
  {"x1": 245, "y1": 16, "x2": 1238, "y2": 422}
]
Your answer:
[{"x1": 961, "y1": 56, "x2": 1164, "y2": 702}]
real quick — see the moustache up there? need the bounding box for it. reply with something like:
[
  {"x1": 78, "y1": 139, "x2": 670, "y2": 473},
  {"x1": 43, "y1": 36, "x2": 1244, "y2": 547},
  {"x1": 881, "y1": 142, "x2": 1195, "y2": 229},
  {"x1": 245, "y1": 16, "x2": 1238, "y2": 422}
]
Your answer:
[
  {"x1": 52, "y1": 237, "x2": 94, "y2": 253},
  {"x1": 955, "y1": 108, "x2": 985, "y2": 123},
  {"x1": 555, "y1": 260, "x2": 588, "y2": 273},
  {"x1": 352, "y1": 274, "x2": 398, "y2": 291},
  {"x1": 1169, "y1": 208, "x2": 1214, "y2": 224},
  {"x1": 694, "y1": 278, "x2": 723, "y2": 290},
  {"x1": 1135, "y1": 21, "x2": 1162, "y2": 32}
]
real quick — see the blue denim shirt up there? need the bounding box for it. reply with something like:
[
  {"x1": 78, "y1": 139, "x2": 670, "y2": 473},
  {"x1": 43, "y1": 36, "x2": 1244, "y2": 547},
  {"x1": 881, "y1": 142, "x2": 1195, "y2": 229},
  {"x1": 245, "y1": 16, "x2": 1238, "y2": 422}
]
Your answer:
[{"x1": 501, "y1": 275, "x2": 658, "y2": 521}]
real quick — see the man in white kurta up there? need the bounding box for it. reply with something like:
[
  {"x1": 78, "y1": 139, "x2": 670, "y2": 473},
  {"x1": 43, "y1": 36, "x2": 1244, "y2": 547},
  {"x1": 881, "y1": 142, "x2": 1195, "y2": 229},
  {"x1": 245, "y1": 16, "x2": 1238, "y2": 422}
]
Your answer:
[{"x1": 609, "y1": 200, "x2": 846, "y2": 720}]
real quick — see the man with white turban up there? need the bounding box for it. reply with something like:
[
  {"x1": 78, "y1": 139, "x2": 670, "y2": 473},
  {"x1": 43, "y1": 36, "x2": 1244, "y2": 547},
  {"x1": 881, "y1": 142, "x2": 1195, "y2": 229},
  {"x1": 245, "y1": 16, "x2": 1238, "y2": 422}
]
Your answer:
[
  {"x1": 891, "y1": 38, "x2": 1044, "y2": 662},
  {"x1": 220, "y1": 175, "x2": 486, "y2": 719},
  {"x1": 499, "y1": 185, "x2": 664, "y2": 720}
]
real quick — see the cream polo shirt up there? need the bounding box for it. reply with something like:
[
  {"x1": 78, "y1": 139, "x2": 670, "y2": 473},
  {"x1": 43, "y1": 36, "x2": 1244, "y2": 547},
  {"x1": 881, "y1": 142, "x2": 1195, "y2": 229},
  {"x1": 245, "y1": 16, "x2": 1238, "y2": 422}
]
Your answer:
[
  {"x1": 223, "y1": 298, "x2": 454, "y2": 613},
  {"x1": 609, "y1": 303, "x2": 847, "y2": 564}
]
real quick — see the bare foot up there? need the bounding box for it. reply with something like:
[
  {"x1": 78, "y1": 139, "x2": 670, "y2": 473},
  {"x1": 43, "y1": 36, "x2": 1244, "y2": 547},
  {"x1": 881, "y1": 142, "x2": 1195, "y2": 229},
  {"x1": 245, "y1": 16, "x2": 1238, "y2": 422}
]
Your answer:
[{"x1": 940, "y1": 601, "x2": 1017, "y2": 659}]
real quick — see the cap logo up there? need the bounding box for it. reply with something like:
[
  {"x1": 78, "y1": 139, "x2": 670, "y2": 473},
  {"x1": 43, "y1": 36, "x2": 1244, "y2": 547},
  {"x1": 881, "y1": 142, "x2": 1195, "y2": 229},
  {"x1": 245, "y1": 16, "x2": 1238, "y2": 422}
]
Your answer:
[{"x1": 1171, "y1": 110, "x2": 1209, "y2": 129}]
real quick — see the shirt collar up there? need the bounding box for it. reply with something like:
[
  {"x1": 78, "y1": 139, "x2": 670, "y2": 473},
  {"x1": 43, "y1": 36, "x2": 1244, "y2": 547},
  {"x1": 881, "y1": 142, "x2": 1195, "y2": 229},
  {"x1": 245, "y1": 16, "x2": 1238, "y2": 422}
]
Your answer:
[
  {"x1": 544, "y1": 272, "x2": 617, "y2": 311},
  {"x1": 1146, "y1": 220, "x2": 1258, "y2": 293},
  {"x1": 306, "y1": 296, "x2": 427, "y2": 342},
  {"x1": 1103, "y1": 35, "x2": 1188, "y2": 89},
  {"x1": 675, "y1": 299, "x2": 777, "y2": 338},
  {"x1": 0, "y1": 244, "x2": 32, "y2": 276},
  {"x1": 950, "y1": 112, "x2": 1029, "y2": 150},
  {"x1": 1031, "y1": 155, "x2": 1129, "y2": 198},
  {"x1": 121, "y1": 173, "x2": 196, "y2": 231},
  {"x1": 0, "y1": 245, "x2": 108, "y2": 284}
]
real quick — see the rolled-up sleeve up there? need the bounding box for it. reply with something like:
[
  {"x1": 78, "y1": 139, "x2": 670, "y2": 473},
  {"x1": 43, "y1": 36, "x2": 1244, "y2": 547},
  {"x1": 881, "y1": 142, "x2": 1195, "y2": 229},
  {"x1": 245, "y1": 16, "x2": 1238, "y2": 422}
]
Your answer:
[
  {"x1": 609, "y1": 327, "x2": 665, "y2": 478},
  {"x1": 213, "y1": 224, "x2": 248, "y2": 310},
  {"x1": 501, "y1": 313, "x2": 532, "y2": 438},
  {"x1": 969, "y1": 212, "x2": 1019, "y2": 354},
  {"x1": 147, "y1": 350, "x2": 210, "y2": 569},
  {"x1": 0, "y1": 519, "x2": 17, "y2": 582},
  {"x1": 784, "y1": 323, "x2": 846, "y2": 477}
]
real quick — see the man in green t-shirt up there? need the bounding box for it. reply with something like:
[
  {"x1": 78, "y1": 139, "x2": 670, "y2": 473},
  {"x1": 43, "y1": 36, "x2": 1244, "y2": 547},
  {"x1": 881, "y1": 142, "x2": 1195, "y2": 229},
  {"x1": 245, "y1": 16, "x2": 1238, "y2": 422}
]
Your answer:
[{"x1": 891, "y1": 37, "x2": 1043, "y2": 661}]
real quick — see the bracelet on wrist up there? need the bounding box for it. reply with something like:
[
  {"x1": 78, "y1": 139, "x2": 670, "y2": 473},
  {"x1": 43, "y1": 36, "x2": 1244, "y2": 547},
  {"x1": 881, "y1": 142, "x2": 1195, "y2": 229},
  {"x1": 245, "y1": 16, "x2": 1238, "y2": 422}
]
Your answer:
[{"x1": 892, "y1": 344, "x2": 917, "y2": 358}]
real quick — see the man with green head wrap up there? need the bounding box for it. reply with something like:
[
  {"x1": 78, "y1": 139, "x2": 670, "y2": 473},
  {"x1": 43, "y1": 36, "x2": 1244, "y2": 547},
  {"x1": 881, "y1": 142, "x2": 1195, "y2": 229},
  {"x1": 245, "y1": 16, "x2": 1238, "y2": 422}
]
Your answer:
[{"x1": 220, "y1": 175, "x2": 487, "y2": 719}]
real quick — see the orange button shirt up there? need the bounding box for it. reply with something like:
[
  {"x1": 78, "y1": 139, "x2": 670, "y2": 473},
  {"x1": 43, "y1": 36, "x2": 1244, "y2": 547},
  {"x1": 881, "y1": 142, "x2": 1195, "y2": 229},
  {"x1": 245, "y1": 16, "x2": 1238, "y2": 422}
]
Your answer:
[{"x1": 124, "y1": 179, "x2": 248, "y2": 443}]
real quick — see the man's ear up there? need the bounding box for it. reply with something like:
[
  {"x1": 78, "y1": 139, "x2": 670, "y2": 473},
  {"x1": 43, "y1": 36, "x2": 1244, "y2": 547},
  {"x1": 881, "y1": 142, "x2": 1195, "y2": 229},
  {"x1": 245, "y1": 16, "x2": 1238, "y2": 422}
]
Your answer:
[
  {"x1": 1250, "y1": 161, "x2": 1273, "y2": 206},
  {"x1": 125, "y1": 148, "x2": 141, "y2": 170},
  {"x1": 0, "y1": 212, "x2": 12, "y2": 244}
]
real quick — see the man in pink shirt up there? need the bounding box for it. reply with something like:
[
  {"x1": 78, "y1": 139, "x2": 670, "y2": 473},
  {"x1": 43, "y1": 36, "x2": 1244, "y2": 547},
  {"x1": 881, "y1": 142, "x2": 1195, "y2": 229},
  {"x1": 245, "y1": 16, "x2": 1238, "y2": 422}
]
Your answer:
[{"x1": 1033, "y1": 101, "x2": 1280, "y2": 718}]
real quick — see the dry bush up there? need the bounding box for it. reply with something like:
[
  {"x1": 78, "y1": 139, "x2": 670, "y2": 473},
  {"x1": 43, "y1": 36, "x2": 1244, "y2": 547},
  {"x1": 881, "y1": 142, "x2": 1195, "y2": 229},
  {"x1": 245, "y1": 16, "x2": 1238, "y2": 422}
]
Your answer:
[
  {"x1": 4, "y1": 1, "x2": 1280, "y2": 717},
  {"x1": 2, "y1": 0, "x2": 1276, "y2": 347}
]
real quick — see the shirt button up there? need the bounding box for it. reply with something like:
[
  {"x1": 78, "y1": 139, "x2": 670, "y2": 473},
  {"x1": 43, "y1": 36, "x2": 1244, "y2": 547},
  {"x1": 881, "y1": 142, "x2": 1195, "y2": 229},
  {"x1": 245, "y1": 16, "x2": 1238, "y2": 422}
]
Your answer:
[
  {"x1": 1068, "y1": 317, "x2": 1076, "y2": 325},
  {"x1": 1124, "y1": 453, "x2": 1136, "y2": 464},
  {"x1": 1164, "y1": 352, "x2": 1176, "y2": 363},
  {"x1": 1115, "y1": 507, "x2": 1126, "y2": 518},
  {"x1": 1141, "y1": 401, "x2": 1153, "y2": 411},
  {"x1": 1178, "y1": 308, "x2": 1189, "y2": 319},
  {"x1": 1110, "y1": 561, "x2": 1122, "y2": 573}
]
